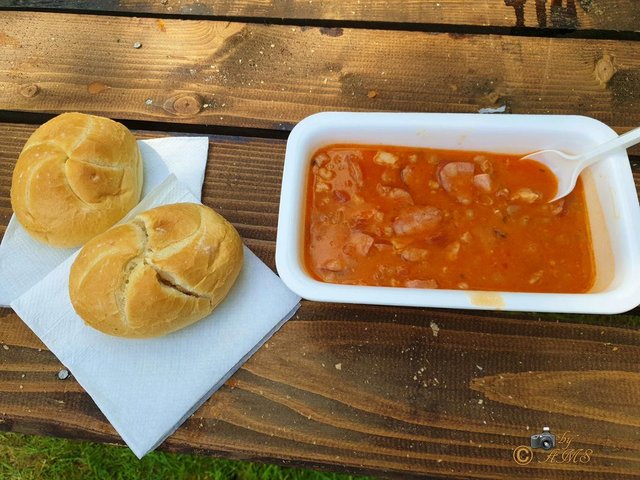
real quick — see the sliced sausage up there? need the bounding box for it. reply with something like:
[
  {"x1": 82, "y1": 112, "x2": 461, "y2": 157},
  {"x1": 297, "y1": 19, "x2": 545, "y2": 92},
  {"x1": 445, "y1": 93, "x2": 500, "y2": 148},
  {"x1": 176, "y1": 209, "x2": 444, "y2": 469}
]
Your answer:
[
  {"x1": 346, "y1": 232, "x2": 374, "y2": 256},
  {"x1": 393, "y1": 206, "x2": 443, "y2": 236},
  {"x1": 322, "y1": 259, "x2": 346, "y2": 272},
  {"x1": 473, "y1": 173, "x2": 493, "y2": 192},
  {"x1": 438, "y1": 162, "x2": 475, "y2": 204}
]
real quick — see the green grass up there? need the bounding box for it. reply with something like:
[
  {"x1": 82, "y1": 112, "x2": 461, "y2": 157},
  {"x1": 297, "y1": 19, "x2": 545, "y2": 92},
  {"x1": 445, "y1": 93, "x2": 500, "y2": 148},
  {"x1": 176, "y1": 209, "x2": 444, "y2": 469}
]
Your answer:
[{"x1": 0, "y1": 433, "x2": 373, "y2": 480}]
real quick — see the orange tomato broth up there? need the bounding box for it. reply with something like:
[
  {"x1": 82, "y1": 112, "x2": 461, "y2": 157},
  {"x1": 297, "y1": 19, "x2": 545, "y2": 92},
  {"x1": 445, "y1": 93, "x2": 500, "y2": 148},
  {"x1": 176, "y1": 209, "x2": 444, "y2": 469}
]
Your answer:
[{"x1": 303, "y1": 144, "x2": 595, "y2": 293}]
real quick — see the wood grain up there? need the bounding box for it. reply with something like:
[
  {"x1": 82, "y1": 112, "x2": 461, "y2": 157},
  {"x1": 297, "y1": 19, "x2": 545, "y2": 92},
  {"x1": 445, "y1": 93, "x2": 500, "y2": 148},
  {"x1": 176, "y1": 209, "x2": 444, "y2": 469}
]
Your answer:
[
  {"x1": 4, "y1": 0, "x2": 640, "y2": 32},
  {"x1": 2, "y1": 12, "x2": 640, "y2": 134},
  {"x1": 1, "y1": 122, "x2": 640, "y2": 478},
  {"x1": 2, "y1": 305, "x2": 640, "y2": 479},
  {"x1": 1, "y1": 123, "x2": 640, "y2": 262}
]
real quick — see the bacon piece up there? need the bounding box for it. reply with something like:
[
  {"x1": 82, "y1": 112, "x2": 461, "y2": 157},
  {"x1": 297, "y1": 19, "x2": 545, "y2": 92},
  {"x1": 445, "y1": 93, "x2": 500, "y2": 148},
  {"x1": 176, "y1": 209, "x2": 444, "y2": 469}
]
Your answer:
[
  {"x1": 376, "y1": 184, "x2": 414, "y2": 205},
  {"x1": 405, "y1": 279, "x2": 438, "y2": 289},
  {"x1": 445, "y1": 241, "x2": 461, "y2": 261},
  {"x1": 400, "y1": 248, "x2": 429, "y2": 262},
  {"x1": 348, "y1": 159, "x2": 364, "y2": 187},
  {"x1": 400, "y1": 165, "x2": 414, "y2": 184},
  {"x1": 549, "y1": 199, "x2": 565, "y2": 216},
  {"x1": 511, "y1": 188, "x2": 540, "y2": 203},
  {"x1": 333, "y1": 190, "x2": 351, "y2": 203},
  {"x1": 373, "y1": 150, "x2": 399, "y2": 167}
]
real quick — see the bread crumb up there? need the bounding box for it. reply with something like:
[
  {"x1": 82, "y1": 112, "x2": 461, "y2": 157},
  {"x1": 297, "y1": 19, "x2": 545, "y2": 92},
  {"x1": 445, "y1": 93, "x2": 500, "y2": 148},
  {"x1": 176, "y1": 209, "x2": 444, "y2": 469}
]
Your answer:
[
  {"x1": 335, "y1": 363, "x2": 342, "y2": 370},
  {"x1": 430, "y1": 321, "x2": 440, "y2": 337}
]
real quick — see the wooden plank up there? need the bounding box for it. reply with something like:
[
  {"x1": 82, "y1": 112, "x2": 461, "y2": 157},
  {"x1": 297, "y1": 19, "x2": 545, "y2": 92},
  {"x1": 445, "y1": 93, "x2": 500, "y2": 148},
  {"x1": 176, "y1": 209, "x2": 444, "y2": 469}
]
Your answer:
[
  {"x1": 1, "y1": 123, "x2": 640, "y2": 478},
  {"x1": 2, "y1": 12, "x2": 640, "y2": 134},
  {"x1": 3, "y1": 0, "x2": 640, "y2": 32},
  {"x1": 2, "y1": 304, "x2": 640, "y2": 479},
  {"x1": 1, "y1": 123, "x2": 640, "y2": 265}
]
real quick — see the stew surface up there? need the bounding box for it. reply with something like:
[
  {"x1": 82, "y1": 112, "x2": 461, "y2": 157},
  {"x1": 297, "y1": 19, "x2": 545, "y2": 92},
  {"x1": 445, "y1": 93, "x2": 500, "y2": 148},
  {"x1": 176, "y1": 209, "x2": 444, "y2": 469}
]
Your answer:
[{"x1": 304, "y1": 144, "x2": 595, "y2": 293}]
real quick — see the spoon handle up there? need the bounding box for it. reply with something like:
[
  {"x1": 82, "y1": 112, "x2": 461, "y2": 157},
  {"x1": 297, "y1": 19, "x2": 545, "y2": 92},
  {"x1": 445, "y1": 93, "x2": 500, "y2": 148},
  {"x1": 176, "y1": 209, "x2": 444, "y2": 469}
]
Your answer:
[{"x1": 578, "y1": 126, "x2": 640, "y2": 168}]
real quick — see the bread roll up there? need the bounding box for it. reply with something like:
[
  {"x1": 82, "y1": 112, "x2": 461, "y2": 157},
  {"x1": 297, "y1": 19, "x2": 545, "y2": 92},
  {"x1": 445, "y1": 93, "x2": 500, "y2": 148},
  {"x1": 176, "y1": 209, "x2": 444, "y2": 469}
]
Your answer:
[
  {"x1": 11, "y1": 112, "x2": 142, "y2": 247},
  {"x1": 69, "y1": 203, "x2": 244, "y2": 338}
]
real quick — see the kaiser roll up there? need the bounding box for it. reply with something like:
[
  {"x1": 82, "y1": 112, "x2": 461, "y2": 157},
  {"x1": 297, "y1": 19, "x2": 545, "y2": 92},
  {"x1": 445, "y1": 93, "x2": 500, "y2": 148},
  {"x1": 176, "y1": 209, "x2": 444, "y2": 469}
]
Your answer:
[
  {"x1": 11, "y1": 112, "x2": 142, "y2": 247},
  {"x1": 69, "y1": 203, "x2": 244, "y2": 338}
]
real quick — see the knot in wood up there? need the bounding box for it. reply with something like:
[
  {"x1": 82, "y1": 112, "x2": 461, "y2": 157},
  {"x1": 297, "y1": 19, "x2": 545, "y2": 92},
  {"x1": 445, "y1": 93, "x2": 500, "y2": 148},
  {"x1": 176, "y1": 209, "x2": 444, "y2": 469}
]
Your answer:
[
  {"x1": 19, "y1": 84, "x2": 40, "y2": 98},
  {"x1": 87, "y1": 81, "x2": 110, "y2": 94},
  {"x1": 164, "y1": 93, "x2": 203, "y2": 117},
  {"x1": 595, "y1": 54, "x2": 616, "y2": 85}
]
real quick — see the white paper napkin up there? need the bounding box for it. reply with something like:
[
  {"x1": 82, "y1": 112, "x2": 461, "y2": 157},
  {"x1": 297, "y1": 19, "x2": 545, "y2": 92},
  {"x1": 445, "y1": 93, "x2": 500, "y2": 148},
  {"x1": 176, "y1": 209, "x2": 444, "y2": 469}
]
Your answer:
[
  {"x1": 11, "y1": 175, "x2": 301, "y2": 458},
  {"x1": 0, "y1": 136, "x2": 209, "y2": 306}
]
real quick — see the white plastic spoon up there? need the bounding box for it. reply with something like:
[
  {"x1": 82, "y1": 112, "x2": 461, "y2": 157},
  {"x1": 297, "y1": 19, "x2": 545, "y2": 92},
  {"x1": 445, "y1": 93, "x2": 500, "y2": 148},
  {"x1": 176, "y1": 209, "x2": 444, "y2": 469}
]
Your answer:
[{"x1": 521, "y1": 126, "x2": 640, "y2": 202}]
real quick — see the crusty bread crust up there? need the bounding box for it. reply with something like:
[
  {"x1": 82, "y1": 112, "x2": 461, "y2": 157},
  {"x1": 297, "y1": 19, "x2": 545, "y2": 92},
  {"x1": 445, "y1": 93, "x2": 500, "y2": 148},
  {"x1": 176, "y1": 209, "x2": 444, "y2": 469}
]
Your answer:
[
  {"x1": 69, "y1": 203, "x2": 244, "y2": 338},
  {"x1": 11, "y1": 112, "x2": 142, "y2": 247}
]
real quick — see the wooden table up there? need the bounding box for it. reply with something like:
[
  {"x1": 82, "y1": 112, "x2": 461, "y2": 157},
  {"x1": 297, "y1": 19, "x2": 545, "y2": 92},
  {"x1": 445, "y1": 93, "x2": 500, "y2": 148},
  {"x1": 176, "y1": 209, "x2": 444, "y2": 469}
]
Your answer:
[{"x1": 1, "y1": 2, "x2": 639, "y2": 479}]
